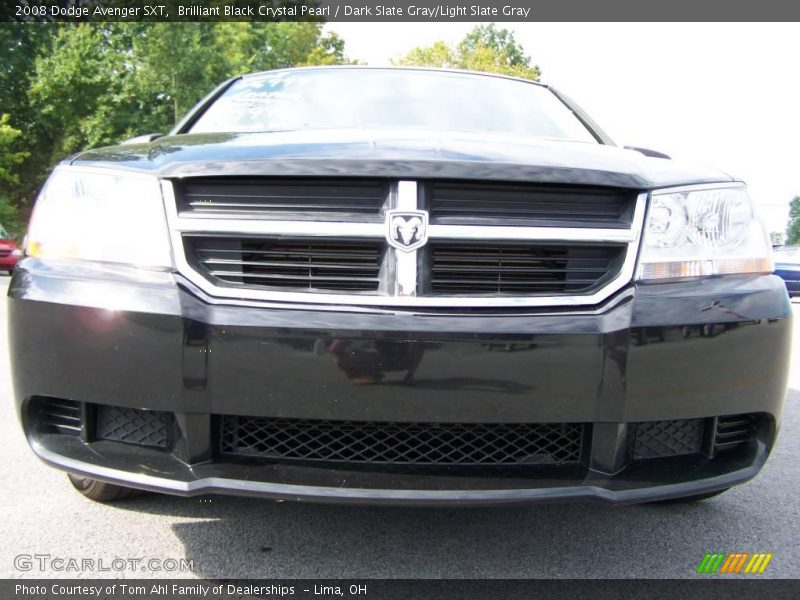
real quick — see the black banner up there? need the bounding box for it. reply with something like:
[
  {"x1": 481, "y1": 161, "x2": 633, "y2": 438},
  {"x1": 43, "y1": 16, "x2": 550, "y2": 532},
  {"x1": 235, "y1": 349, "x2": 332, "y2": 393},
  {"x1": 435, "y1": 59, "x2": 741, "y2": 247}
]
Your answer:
[
  {"x1": 4, "y1": 580, "x2": 800, "y2": 600},
  {"x1": 3, "y1": 0, "x2": 800, "y2": 22}
]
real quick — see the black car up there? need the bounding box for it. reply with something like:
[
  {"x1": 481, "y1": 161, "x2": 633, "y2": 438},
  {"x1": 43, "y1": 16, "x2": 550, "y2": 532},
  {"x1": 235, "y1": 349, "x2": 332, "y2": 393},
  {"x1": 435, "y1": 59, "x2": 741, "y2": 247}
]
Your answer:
[
  {"x1": 10, "y1": 67, "x2": 791, "y2": 505},
  {"x1": 774, "y1": 245, "x2": 800, "y2": 297}
]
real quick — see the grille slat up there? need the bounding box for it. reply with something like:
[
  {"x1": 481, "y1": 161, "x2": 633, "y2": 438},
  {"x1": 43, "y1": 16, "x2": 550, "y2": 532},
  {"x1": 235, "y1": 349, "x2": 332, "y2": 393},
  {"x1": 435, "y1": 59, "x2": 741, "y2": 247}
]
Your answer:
[
  {"x1": 714, "y1": 414, "x2": 758, "y2": 452},
  {"x1": 429, "y1": 182, "x2": 635, "y2": 227},
  {"x1": 221, "y1": 417, "x2": 585, "y2": 466},
  {"x1": 179, "y1": 178, "x2": 389, "y2": 218},
  {"x1": 202, "y1": 259, "x2": 378, "y2": 271},
  {"x1": 34, "y1": 398, "x2": 83, "y2": 436},
  {"x1": 187, "y1": 238, "x2": 383, "y2": 293},
  {"x1": 429, "y1": 243, "x2": 625, "y2": 295}
]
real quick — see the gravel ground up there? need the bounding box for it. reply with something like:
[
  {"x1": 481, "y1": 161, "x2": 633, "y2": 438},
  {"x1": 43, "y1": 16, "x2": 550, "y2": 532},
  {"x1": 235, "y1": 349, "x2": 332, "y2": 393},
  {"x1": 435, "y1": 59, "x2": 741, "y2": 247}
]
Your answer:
[{"x1": 1, "y1": 278, "x2": 797, "y2": 579}]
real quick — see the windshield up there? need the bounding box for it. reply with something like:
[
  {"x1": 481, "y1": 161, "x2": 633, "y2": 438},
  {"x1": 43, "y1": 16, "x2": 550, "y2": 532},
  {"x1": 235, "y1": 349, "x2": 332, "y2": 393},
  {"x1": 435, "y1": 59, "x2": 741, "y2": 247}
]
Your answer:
[{"x1": 189, "y1": 69, "x2": 599, "y2": 143}]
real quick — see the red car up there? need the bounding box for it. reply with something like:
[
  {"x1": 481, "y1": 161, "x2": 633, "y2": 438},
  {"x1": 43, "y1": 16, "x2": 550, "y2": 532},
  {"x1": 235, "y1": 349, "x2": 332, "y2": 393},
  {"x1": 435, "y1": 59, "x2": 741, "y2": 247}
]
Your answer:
[{"x1": 0, "y1": 227, "x2": 21, "y2": 274}]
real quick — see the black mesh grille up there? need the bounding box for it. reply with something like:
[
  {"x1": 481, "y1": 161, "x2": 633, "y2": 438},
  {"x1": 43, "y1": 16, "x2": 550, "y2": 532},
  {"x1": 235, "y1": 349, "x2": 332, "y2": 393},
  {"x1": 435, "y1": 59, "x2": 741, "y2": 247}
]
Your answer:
[
  {"x1": 428, "y1": 181, "x2": 635, "y2": 227},
  {"x1": 35, "y1": 397, "x2": 82, "y2": 436},
  {"x1": 176, "y1": 178, "x2": 389, "y2": 220},
  {"x1": 714, "y1": 414, "x2": 758, "y2": 453},
  {"x1": 221, "y1": 417, "x2": 584, "y2": 466},
  {"x1": 186, "y1": 237, "x2": 383, "y2": 293},
  {"x1": 96, "y1": 406, "x2": 173, "y2": 449},
  {"x1": 429, "y1": 242, "x2": 625, "y2": 295},
  {"x1": 632, "y1": 419, "x2": 705, "y2": 460}
]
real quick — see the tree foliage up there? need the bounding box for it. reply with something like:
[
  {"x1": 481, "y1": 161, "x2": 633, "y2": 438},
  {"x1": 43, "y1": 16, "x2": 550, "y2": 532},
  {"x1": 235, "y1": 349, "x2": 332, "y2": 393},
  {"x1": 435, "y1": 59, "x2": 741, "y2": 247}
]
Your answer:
[
  {"x1": 0, "y1": 115, "x2": 27, "y2": 188},
  {"x1": 0, "y1": 22, "x2": 352, "y2": 237},
  {"x1": 396, "y1": 24, "x2": 541, "y2": 81},
  {"x1": 0, "y1": 114, "x2": 28, "y2": 235},
  {"x1": 787, "y1": 196, "x2": 800, "y2": 245}
]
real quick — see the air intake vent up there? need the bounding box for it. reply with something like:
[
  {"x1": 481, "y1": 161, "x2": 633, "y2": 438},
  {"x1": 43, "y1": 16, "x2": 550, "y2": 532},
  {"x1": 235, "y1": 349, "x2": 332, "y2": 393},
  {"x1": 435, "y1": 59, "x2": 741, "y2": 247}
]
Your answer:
[
  {"x1": 96, "y1": 406, "x2": 173, "y2": 449},
  {"x1": 428, "y1": 242, "x2": 625, "y2": 295},
  {"x1": 632, "y1": 419, "x2": 705, "y2": 460},
  {"x1": 714, "y1": 414, "x2": 758, "y2": 453},
  {"x1": 35, "y1": 397, "x2": 82, "y2": 436},
  {"x1": 176, "y1": 178, "x2": 389, "y2": 220},
  {"x1": 221, "y1": 416, "x2": 585, "y2": 466},
  {"x1": 427, "y1": 181, "x2": 635, "y2": 228},
  {"x1": 186, "y1": 237, "x2": 384, "y2": 293}
]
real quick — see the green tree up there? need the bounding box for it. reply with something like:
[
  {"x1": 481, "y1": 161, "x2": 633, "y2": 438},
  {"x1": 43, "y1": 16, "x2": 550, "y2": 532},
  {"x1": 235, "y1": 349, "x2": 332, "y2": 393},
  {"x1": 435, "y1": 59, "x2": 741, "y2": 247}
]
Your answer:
[
  {"x1": 28, "y1": 22, "x2": 354, "y2": 157},
  {"x1": 786, "y1": 197, "x2": 800, "y2": 245},
  {"x1": 0, "y1": 114, "x2": 29, "y2": 236},
  {"x1": 0, "y1": 115, "x2": 27, "y2": 188},
  {"x1": 0, "y1": 24, "x2": 55, "y2": 215},
  {"x1": 28, "y1": 24, "x2": 142, "y2": 162},
  {"x1": 396, "y1": 24, "x2": 541, "y2": 80},
  {"x1": 770, "y1": 231, "x2": 785, "y2": 246},
  {"x1": 15, "y1": 21, "x2": 353, "y2": 223}
]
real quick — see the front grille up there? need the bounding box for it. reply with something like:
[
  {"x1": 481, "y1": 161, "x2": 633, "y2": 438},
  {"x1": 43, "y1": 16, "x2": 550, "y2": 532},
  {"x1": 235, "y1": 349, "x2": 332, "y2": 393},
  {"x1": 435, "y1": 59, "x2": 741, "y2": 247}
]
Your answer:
[
  {"x1": 185, "y1": 237, "x2": 384, "y2": 293},
  {"x1": 714, "y1": 414, "x2": 758, "y2": 453},
  {"x1": 429, "y1": 242, "x2": 625, "y2": 295},
  {"x1": 632, "y1": 419, "x2": 705, "y2": 460},
  {"x1": 221, "y1": 416, "x2": 585, "y2": 466},
  {"x1": 34, "y1": 397, "x2": 82, "y2": 436},
  {"x1": 96, "y1": 405, "x2": 173, "y2": 449},
  {"x1": 176, "y1": 178, "x2": 390, "y2": 220},
  {"x1": 171, "y1": 177, "x2": 642, "y2": 307},
  {"x1": 427, "y1": 181, "x2": 636, "y2": 227}
]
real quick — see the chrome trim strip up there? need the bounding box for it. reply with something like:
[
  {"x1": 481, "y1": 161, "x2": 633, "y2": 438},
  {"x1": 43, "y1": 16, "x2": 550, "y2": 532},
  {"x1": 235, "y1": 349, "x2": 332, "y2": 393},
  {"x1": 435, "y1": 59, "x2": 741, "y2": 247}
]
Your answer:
[
  {"x1": 393, "y1": 181, "x2": 419, "y2": 296},
  {"x1": 396, "y1": 180, "x2": 418, "y2": 211},
  {"x1": 428, "y1": 224, "x2": 636, "y2": 243},
  {"x1": 164, "y1": 180, "x2": 647, "y2": 309},
  {"x1": 174, "y1": 217, "x2": 385, "y2": 238},
  {"x1": 649, "y1": 181, "x2": 746, "y2": 194}
]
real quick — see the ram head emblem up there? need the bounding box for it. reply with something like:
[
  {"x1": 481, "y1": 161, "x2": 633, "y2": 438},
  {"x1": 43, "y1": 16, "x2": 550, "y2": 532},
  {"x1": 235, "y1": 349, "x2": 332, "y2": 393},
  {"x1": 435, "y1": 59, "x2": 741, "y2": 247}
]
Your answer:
[{"x1": 386, "y1": 210, "x2": 429, "y2": 252}]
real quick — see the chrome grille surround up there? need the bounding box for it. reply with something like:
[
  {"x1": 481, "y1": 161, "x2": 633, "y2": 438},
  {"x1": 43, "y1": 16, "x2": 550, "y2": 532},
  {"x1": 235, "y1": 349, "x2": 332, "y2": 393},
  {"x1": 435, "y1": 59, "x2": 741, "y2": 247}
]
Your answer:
[{"x1": 164, "y1": 180, "x2": 646, "y2": 308}]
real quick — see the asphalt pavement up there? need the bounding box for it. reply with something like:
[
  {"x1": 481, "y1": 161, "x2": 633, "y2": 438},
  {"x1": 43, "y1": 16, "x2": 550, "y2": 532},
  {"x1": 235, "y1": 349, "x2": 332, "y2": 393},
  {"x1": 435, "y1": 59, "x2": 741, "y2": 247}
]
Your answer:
[{"x1": 1, "y1": 276, "x2": 798, "y2": 579}]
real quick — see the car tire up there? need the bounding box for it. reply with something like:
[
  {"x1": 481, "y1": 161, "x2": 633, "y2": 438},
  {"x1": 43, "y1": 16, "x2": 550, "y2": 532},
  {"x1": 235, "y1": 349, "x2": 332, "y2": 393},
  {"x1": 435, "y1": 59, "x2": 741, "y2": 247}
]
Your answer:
[
  {"x1": 652, "y1": 488, "x2": 730, "y2": 504},
  {"x1": 67, "y1": 474, "x2": 138, "y2": 502}
]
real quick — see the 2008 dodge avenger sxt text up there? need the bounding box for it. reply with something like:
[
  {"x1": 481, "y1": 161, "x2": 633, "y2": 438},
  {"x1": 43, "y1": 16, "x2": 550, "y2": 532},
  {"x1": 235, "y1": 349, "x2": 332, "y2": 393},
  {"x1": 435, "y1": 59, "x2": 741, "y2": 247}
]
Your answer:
[{"x1": 9, "y1": 67, "x2": 792, "y2": 505}]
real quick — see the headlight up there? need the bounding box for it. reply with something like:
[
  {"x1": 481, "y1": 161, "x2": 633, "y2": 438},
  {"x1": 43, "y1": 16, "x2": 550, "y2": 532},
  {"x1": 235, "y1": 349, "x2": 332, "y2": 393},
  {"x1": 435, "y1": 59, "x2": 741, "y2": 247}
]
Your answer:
[
  {"x1": 26, "y1": 166, "x2": 173, "y2": 268},
  {"x1": 637, "y1": 184, "x2": 773, "y2": 281}
]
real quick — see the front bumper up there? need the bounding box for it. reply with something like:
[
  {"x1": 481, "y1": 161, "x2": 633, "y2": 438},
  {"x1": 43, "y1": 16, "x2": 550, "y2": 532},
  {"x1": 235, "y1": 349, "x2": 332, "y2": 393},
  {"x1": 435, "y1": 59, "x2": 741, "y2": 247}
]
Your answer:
[{"x1": 9, "y1": 259, "x2": 793, "y2": 505}]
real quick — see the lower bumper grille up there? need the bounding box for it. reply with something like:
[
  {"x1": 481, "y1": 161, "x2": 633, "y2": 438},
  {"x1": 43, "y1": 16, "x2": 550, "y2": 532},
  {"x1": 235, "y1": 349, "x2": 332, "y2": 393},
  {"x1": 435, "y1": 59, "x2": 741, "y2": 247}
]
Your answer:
[
  {"x1": 96, "y1": 405, "x2": 173, "y2": 449},
  {"x1": 221, "y1": 416, "x2": 585, "y2": 466},
  {"x1": 35, "y1": 397, "x2": 82, "y2": 436},
  {"x1": 714, "y1": 414, "x2": 758, "y2": 453},
  {"x1": 632, "y1": 419, "x2": 705, "y2": 460}
]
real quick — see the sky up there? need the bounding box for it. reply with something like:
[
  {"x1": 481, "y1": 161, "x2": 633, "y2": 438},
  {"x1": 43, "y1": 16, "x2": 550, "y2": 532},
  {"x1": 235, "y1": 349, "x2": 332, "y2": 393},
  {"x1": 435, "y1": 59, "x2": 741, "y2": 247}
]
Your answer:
[{"x1": 326, "y1": 22, "x2": 800, "y2": 237}]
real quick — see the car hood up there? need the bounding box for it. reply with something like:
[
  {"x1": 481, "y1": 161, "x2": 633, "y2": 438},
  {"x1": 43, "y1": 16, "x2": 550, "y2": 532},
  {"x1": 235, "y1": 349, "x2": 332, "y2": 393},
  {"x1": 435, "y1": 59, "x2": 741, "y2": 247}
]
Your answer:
[{"x1": 71, "y1": 129, "x2": 735, "y2": 189}]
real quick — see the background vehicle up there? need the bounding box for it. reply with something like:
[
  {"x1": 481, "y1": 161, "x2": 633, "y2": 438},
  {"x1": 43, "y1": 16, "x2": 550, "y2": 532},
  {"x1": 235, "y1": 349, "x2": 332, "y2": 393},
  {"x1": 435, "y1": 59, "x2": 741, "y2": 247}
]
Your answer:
[
  {"x1": 774, "y1": 246, "x2": 800, "y2": 297},
  {"x1": 0, "y1": 225, "x2": 21, "y2": 275}
]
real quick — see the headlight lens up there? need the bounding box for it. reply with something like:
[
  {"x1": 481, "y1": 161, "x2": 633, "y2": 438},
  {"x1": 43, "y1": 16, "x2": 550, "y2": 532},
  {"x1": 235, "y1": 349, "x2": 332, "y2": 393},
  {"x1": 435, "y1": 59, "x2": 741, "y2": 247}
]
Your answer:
[
  {"x1": 637, "y1": 184, "x2": 772, "y2": 281},
  {"x1": 26, "y1": 166, "x2": 173, "y2": 268}
]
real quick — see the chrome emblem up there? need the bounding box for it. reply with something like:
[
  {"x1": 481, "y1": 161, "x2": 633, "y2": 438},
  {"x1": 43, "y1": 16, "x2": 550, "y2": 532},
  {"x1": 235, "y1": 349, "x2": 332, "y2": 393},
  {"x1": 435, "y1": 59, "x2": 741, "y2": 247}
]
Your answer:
[{"x1": 386, "y1": 209, "x2": 429, "y2": 252}]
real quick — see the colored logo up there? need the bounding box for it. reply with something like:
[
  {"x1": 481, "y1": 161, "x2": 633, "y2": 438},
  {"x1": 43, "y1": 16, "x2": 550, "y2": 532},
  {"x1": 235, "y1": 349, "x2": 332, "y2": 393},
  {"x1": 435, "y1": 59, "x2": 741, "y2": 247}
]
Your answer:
[{"x1": 696, "y1": 552, "x2": 773, "y2": 574}]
